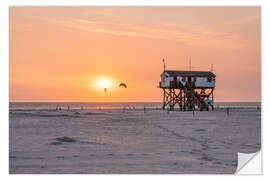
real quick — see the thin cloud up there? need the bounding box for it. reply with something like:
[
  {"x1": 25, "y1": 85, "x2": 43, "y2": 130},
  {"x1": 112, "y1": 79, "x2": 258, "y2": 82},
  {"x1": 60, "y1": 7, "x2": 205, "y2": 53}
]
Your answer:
[
  {"x1": 47, "y1": 17, "x2": 245, "y2": 50},
  {"x1": 223, "y1": 15, "x2": 260, "y2": 26}
]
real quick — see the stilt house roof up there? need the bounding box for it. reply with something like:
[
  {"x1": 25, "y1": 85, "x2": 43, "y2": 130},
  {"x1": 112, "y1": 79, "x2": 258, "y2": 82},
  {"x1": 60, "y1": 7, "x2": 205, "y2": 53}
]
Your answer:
[{"x1": 163, "y1": 70, "x2": 216, "y2": 77}]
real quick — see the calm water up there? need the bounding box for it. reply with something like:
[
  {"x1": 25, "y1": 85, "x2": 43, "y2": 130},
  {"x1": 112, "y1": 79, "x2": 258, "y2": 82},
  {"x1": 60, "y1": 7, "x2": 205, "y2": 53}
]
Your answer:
[{"x1": 9, "y1": 102, "x2": 261, "y2": 110}]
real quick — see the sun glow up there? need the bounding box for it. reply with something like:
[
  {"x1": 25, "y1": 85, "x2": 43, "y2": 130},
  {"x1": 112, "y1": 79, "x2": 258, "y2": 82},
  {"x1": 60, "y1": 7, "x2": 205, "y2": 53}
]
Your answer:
[{"x1": 96, "y1": 78, "x2": 113, "y2": 90}]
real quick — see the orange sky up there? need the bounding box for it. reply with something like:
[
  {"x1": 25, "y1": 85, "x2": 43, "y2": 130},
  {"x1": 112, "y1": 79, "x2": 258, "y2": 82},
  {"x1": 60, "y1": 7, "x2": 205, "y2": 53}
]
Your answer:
[{"x1": 9, "y1": 7, "x2": 261, "y2": 102}]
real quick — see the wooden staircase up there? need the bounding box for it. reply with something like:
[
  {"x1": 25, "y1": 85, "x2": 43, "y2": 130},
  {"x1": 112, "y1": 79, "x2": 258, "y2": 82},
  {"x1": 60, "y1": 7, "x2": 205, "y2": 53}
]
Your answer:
[{"x1": 179, "y1": 81, "x2": 209, "y2": 111}]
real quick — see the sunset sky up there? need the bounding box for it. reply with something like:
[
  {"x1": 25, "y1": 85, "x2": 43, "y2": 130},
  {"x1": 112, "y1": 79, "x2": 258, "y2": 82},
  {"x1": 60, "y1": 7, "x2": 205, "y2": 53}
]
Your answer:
[{"x1": 9, "y1": 7, "x2": 261, "y2": 102}]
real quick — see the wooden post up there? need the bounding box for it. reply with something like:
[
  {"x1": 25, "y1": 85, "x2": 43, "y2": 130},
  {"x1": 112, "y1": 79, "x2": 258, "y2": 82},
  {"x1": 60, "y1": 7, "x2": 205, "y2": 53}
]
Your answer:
[
  {"x1": 212, "y1": 88, "x2": 214, "y2": 110},
  {"x1": 172, "y1": 89, "x2": 174, "y2": 111},
  {"x1": 169, "y1": 88, "x2": 172, "y2": 111},
  {"x1": 180, "y1": 89, "x2": 183, "y2": 111},
  {"x1": 183, "y1": 89, "x2": 186, "y2": 111},
  {"x1": 162, "y1": 89, "x2": 165, "y2": 110}
]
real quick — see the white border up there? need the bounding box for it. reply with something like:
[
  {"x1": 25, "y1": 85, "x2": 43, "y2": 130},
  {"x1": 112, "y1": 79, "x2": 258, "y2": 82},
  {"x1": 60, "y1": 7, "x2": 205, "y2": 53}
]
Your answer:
[
  {"x1": 0, "y1": 0, "x2": 9, "y2": 177},
  {"x1": 2, "y1": 0, "x2": 269, "y2": 179}
]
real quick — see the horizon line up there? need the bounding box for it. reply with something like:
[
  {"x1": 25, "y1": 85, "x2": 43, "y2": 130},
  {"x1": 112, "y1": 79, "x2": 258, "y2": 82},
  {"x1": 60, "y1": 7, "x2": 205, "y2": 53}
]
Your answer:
[{"x1": 9, "y1": 101, "x2": 261, "y2": 103}]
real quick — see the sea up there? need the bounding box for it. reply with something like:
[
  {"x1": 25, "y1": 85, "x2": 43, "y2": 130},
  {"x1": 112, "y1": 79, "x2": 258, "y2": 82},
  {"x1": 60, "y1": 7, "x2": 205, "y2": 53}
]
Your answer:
[{"x1": 9, "y1": 102, "x2": 261, "y2": 110}]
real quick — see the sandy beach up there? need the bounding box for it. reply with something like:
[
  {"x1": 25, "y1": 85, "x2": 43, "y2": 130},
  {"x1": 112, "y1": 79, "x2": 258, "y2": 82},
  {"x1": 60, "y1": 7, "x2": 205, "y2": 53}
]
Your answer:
[{"x1": 9, "y1": 105, "x2": 261, "y2": 174}]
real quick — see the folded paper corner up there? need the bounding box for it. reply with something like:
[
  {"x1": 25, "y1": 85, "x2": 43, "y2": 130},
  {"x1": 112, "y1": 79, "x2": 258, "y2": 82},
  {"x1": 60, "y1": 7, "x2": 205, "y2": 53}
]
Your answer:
[{"x1": 235, "y1": 150, "x2": 262, "y2": 175}]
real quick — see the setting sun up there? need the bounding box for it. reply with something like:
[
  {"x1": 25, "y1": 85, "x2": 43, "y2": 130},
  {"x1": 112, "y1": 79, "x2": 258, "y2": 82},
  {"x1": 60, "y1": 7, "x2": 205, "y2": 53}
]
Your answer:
[{"x1": 98, "y1": 78, "x2": 111, "y2": 89}]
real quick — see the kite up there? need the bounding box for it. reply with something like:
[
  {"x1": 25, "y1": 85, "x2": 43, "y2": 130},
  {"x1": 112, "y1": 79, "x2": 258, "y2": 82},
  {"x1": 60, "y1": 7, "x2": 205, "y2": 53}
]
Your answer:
[{"x1": 119, "y1": 83, "x2": 127, "y2": 88}]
